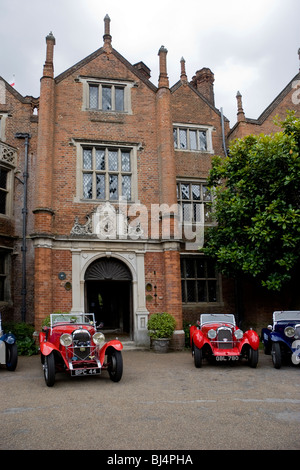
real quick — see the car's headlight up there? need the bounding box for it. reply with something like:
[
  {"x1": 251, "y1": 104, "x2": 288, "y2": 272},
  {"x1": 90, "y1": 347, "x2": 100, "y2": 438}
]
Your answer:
[
  {"x1": 60, "y1": 333, "x2": 73, "y2": 347},
  {"x1": 284, "y1": 326, "x2": 295, "y2": 338},
  {"x1": 208, "y1": 329, "x2": 217, "y2": 339},
  {"x1": 93, "y1": 332, "x2": 105, "y2": 346},
  {"x1": 234, "y1": 329, "x2": 243, "y2": 340}
]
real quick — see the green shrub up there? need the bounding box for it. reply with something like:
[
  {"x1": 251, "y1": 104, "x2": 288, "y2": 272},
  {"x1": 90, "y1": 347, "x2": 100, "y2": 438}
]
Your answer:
[{"x1": 147, "y1": 312, "x2": 176, "y2": 339}]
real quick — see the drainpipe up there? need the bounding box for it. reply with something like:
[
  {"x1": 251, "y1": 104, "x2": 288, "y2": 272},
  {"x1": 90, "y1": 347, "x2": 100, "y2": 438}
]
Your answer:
[
  {"x1": 15, "y1": 132, "x2": 31, "y2": 322},
  {"x1": 220, "y1": 108, "x2": 227, "y2": 157}
]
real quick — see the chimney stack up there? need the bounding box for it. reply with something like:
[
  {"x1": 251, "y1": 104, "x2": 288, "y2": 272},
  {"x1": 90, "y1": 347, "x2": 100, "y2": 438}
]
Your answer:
[
  {"x1": 103, "y1": 14, "x2": 112, "y2": 50},
  {"x1": 191, "y1": 67, "x2": 215, "y2": 106}
]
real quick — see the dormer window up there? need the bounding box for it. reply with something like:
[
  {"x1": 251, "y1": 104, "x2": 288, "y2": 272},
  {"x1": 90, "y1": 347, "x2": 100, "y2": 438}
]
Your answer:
[
  {"x1": 173, "y1": 124, "x2": 213, "y2": 153},
  {"x1": 80, "y1": 77, "x2": 133, "y2": 114},
  {"x1": 89, "y1": 84, "x2": 125, "y2": 111}
]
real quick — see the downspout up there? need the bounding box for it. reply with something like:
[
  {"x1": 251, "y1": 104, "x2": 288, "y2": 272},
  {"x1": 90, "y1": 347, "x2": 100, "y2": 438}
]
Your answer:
[
  {"x1": 15, "y1": 132, "x2": 31, "y2": 322},
  {"x1": 220, "y1": 107, "x2": 227, "y2": 157}
]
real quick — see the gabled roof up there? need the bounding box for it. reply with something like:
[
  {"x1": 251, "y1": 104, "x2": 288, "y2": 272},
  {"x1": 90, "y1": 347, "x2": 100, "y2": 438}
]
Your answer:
[
  {"x1": 170, "y1": 79, "x2": 230, "y2": 122},
  {"x1": 0, "y1": 76, "x2": 36, "y2": 104},
  {"x1": 55, "y1": 46, "x2": 157, "y2": 92}
]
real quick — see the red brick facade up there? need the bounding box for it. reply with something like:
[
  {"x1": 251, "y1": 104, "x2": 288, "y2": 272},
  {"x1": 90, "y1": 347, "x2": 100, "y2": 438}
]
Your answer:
[{"x1": 0, "y1": 17, "x2": 299, "y2": 344}]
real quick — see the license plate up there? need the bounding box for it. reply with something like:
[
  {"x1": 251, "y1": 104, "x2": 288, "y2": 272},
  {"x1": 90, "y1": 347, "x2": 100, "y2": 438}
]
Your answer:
[
  {"x1": 216, "y1": 355, "x2": 239, "y2": 361},
  {"x1": 71, "y1": 368, "x2": 101, "y2": 376}
]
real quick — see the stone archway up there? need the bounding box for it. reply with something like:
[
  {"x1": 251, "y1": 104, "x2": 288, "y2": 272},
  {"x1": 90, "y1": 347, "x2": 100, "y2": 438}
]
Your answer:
[{"x1": 84, "y1": 257, "x2": 133, "y2": 337}]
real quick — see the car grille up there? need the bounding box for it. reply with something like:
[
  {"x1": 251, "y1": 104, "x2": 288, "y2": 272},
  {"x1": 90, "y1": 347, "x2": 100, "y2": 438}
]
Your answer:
[
  {"x1": 217, "y1": 327, "x2": 233, "y2": 349},
  {"x1": 72, "y1": 329, "x2": 91, "y2": 360}
]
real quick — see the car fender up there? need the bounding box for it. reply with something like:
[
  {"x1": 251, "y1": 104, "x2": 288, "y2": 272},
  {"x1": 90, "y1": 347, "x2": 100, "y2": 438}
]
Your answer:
[
  {"x1": 269, "y1": 332, "x2": 292, "y2": 351},
  {"x1": 40, "y1": 340, "x2": 60, "y2": 357},
  {"x1": 191, "y1": 328, "x2": 206, "y2": 350},
  {"x1": 99, "y1": 339, "x2": 123, "y2": 365},
  {"x1": 1, "y1": 332, "x2": 16, "y2": 345},
  {"x1": 243, "y1": 329, "x2": 260, "y2": 350}
]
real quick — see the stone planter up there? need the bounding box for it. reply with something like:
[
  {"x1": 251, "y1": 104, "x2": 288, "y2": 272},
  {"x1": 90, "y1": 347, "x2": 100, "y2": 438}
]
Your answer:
[{"x1": 151, "y1": 338, "x2": 170, "y2": 353}]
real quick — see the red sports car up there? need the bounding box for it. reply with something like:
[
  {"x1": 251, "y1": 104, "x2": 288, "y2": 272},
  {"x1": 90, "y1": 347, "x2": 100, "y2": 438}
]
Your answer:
[
  {"x1": 190, "y1": 314, "x2": 259, "y2": 368},
  {"x1": 39, "y1": 313, "x2": 123, "y2": 386}
]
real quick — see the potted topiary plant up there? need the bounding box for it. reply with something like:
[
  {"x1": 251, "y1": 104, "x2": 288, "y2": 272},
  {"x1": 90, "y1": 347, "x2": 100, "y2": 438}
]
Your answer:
[{"x1": 147, "y1": 312, "x2": 176, "y2": 353}]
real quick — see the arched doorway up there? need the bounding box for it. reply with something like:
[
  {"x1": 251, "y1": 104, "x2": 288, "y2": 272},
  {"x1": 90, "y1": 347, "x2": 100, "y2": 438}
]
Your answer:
[{"x1": 84, "y1": 257, "x2": 133, "y2": 338}]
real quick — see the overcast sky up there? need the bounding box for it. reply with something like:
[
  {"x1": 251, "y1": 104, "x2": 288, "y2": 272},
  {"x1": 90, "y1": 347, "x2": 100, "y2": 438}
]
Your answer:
[{"x1": 1, "y1": 0, "x2": 299, "y2": 124}]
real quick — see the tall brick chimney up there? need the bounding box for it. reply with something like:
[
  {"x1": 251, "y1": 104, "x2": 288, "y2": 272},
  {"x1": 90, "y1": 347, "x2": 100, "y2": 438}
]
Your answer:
[
  {"x1": 191, "y1": 67, "x2": 215, "y2": 106},
  {"x1": 236, "y1": 91, "x2": 246, "y2": 122},
  {"x1": 103, "y1": 14, "x2": 112, "y2": 51}
]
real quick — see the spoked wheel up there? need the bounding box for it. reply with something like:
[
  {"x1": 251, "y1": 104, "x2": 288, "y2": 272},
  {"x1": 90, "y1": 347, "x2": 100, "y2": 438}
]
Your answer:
[
  {"x1": 271, "y1": 342, "x2": 281, "y2": 369},
  {"x1": 5, "y1": 342, "x2": 18, "y2": 371},
  {"x1": 193, "y1": 344, "x2": 202, "y2": 368},
  {"x1": 107, "y1": 349, "x2": 123, "y2": 382},
  {"x1": 248, "y1": 347, "x2": 259, "y2": 368},
  {"x1": 43, "y1": 352, "x2": 56, "y2": 387}
]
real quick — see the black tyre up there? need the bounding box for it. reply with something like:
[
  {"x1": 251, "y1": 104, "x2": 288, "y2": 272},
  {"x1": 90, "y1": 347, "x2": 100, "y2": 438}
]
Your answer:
[
  {"x1": 193, "y1": 344, "x2": 202, "y2": 368},
  {"x1": 5, "y1": 342, "x2": 18, "y2": 371},
  {"x1": 248, "y1": 347, "x2": 259, "y2": 368},
  {"x1": 43, "y1": 352, "x2": 56, "y2": 386},
  {"x1": 271, "y1": 342, "x2": 281, "y2": 369},
  {"x1": 107, "y1": 349, "x2": 123, "y2": 382}
]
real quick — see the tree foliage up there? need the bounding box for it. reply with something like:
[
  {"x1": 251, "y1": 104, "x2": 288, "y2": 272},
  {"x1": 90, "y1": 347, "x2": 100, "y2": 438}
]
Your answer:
[{"x1": 203, "y1": 112, "x2": 300, "y2": 291}]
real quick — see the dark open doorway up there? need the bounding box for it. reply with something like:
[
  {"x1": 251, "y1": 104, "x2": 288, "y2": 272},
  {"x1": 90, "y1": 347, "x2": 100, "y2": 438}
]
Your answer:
[
  {"x1": 85, "y1": 280, "x2": 131, "y2": 334},
  {"x1": 84, "y1": 257, "x2": 133, "y2": 338}
]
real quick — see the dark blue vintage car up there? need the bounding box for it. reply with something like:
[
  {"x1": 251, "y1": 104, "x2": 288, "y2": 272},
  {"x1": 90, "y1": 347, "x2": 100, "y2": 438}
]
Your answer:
[
  {"x1": 261, "y1": 310, "x2": 300, "y2": 369},
  {"x1": 0, "y1": 314, "x2": 18, "y2": 371}
]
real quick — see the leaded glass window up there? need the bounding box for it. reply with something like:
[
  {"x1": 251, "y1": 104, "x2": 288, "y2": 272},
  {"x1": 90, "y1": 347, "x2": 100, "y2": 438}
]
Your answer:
[
  {"x1": 173, "y1": 126, "x2": 208, "y2": 151},
  {"x1": 181, "y1": 256, "x2": 219, "y2": 303},
  {"x1": 88, "y1": 84, "x2": 125, "y2": 112},
  {"x1": 177, "y1": 181, "x2": 213, "y2": 223},
  {"x1": 82, "y1": 147, "x2": 132, "y2": 201}
]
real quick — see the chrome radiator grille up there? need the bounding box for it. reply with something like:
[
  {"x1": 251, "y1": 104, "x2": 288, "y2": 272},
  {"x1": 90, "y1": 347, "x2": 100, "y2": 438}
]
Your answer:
[
  {"x1": 72, "y1": 329, "x2": 91, "y2": 360},
  {"x1": 217, "y1": 327, "x2": 233, "y2": 349}
]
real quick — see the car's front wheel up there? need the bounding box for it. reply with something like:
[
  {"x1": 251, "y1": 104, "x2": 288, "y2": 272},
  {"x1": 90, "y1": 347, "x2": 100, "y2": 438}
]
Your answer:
[
  {"x1": 248, "y1": 347, "x2": 259, "y2": 368},
  {"x1": 43, "y1": 352, "x2": 56, "y2": 386},
  {"x1": 271, "y1": 342, "x2": 281, "y2": 369},
  {"x1": 193, "y1": 344, "x2": 202, "y2": 368},
  {"x1": 5, "y1": 342, "x2": 18, "y2": 371},
  {"x1": 107, "y1": 349, "x2": 123, "y2": 382}
]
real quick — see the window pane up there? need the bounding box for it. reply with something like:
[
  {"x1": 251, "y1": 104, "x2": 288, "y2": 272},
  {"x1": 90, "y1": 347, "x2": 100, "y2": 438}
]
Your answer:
[
  {"x1": 185, "y1": 259, "x2": 195, "y2": 278},
  {"x1": 199, "y1": 131, "x2": 207, "y2": 150},
  {"x1": 173, "y1": 129, "x2": 178, "y2": 149},
  {"x1": 0, "y1": 191, "x2": 6, "y2": 214},
  {"x1": 121, "y1": 151, "x2": 131, "y2": 171},
  {"x1": 83, "y1": 149, "x2": 92, "y2": 170},
  {"x1": 193, "y1": 203, "x2": 201, "y2": 223},
  {"x1": 122, "y1": 175, "x2": 131, "y2": 200},
  {"x1": 96, "y1": 174, "x2": 105, "y2": 199},
  {"x1": 179, "y1": 129, "x2": 187, "y2": 149},
  {"x1": 108, "y1": 150, "x2": 118, "y2": 171},
  {"x1": 182, "y1": 203, "x2": 192, "y2": 222},
  {"x1": 197, "y1": 281, "x2": 206, "y2": 302},
  {"x1": 0, "y1": 168, "x2": 8, "y2": 189},
  {"x1": 95, "y1": 149, "x2": 105, "y2": 170},
  {"x1": 181, "y1": 183, "x2": 190, "y2": 200},
  {"x1": 109, "y1": 174, "x2": 118, "y2": 200},
  {"x1": 190, "y1": 130, "x2": 197, "y2": 150},
  {"x1": 203, "y1": 185, "x2": 211, "y2": 201},
  {"x1": 102, "y1": 86, "x2": 112, "y2": 110},
  {"x1": 83, "y1": 173, "x2": 93, "y2": 199},
  {"x1": 115, "y1": 87, "x2": 124, "y2": 111},
  {"x1": 0, "y1": 255, "x2": 5, "y2": 274},
  {"x1": 192, "y1": 184, "x2": 200, "y2": 200},
  {"x1": 186, "y1": 280, "x2": 196, "y2": 302},
  {"x1": 89, "y1": 85, "x2": 98, "y2": 109},
  {"x1": 208, "y1": 280, "x2": 217, "y2": 302}
]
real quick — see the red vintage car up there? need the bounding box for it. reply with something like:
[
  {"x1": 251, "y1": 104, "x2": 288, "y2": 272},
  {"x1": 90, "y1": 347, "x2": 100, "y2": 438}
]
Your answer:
[
  {"x1": 39, "y1": 313, "x2": 123, "y2": 386},
  {"x1": 190, "y1": 314, "x2": 259, "y2": 368}
]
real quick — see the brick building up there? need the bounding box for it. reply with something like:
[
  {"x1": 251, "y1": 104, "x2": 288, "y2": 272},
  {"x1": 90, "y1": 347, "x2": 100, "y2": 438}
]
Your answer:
[{"x1": 0, "y1": 17, "x2": 299, "y2": 346}]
